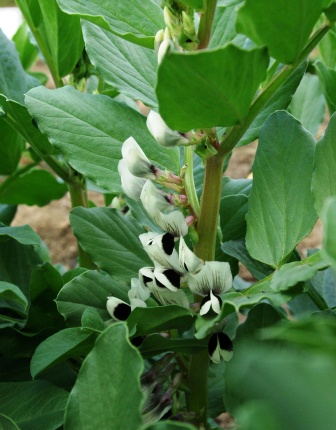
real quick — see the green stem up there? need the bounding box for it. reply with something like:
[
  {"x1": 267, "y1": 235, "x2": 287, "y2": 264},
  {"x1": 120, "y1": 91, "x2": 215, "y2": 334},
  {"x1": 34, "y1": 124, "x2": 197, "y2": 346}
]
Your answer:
[
  {"x1": 194, "y1": 154, "x2": 225, "y2": 261},
  {"x1": 68, "y1": 175, "x2": 96, "y2": 269},
  {"x1": 184, "y1": 146, "x2": 200, "y2": 216},
  {"x1": 197, "y1": 0, "x2": 217, "y2": 49},
  {"x1": 186, "y1": 349, "x2": 210, "y2": 429}
]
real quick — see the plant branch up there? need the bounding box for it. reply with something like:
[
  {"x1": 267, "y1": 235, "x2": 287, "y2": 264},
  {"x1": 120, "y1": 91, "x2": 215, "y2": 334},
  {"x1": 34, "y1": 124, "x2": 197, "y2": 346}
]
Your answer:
[
  {"x1": 184, "y1": 146, "x2": 200, "y2": 216},
  {"x1": 197, "y1": 0, "x2": 217, "y2": 49}
]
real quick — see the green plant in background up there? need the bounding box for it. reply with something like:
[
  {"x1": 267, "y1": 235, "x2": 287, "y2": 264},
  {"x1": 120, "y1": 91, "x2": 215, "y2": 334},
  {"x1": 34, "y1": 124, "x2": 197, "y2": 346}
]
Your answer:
[{"x1": 1, "y1": 0, "x2": 336, "y2": 429}]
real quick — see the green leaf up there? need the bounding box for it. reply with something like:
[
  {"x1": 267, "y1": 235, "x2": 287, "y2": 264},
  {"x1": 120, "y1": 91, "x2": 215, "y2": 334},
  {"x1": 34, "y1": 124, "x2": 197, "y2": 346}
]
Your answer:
[
  {"x1": 16, "y1": 0, "x2": 43, "y2": 28},
  {"x1": 0, "y1": 169, "x2": 67, "y2": 206},
  {"x1": 315, "y1": 61, "x2": 336, "y2": 114},
  {"x1": 236, "y1": 0, "x2": 332, "y2": 64},
  {"x1": 209, "y1": 4, "x2": 246, "y2": 49},
  {"x1": 0, "y1": 96, "x2": 54, "y2": 157},
  {"x1": 0, "y1": 119, "x2": 25, "y2": 175},
  {"x1": 0, "y1": 224, "x2": 41, "y2": 247},
  {"x1": 195, "y1": 276, "x2": 296, "y2": 339},
  {"x1": 220, "y1": 194, "x2": 248, "y2": 242},
  {"x1": 312, "y1": 112, "x2": 336, "y2": 215},
  {"x1": 57, "y1": 0, "x2": 164, "y2": 48},
  {"x1": 0, "y1": 281, "x2": 28, "y2": 329},
  {"x1": 318, "y1": 26, "x2": 336, "y2": 69},
  {"x1": 234, "y1": 303, "x2": 284, "y2": 343},
  {"x1": 81, "y1": 308, "x2": 105, "y2": 332},
  {"x1": 65, "y1": 323, "x2": 143, "y2": 430},
  {"x1": 0, "y1": 30, "x2": 40, "y2": 105},
  {"x1": 207, "y1": 361, "x2": 226, "y2": 419},
  {"x1": 156, "y1": 45, "x2": 269, "y2": 131},
  {"x1": 246, "y1": 111, "x2": 317, "y2": 268},
  {"x1": 70, "y1": 207, "x2": 150, "y2": 281},
  {"x1": 0, "y1": 414, "x2": 20, "y2": 430},
  {"x1": 25, "y1": 86, "x2": 179, "y2": 192},
  {"x1": 82, "y1": 20, "x2": 157, "y2": 107},
  {"x1": 237, "y1": 61, "x2": 307, "y2": 147},
  {"x1": 270, "y1": 251, "x2": 329, "y2": 292},
  {"x1": 30, "y1": 328, "x2": 96, "y2": 378},
  {"x1": 221, "y1": 239, "x2": 273, "y2": 280},
  {"x1": 139, "y1": 334, "x2": 206, "y2": 358},
  {"x1": 12, "y1": 22, "x2": 38, "y2": 70},
  {"x1": 322, "y1": 197, "x2": 336, "y2": 269},
  {"x1": 143, "y1": 422, "x2": 196, "y2": 430},
  {"x1": 0, "y1": 238, "x2": 42, "y2": 298},
  {"x1": 127, "y1": 305, "x2": 194, "y2": 336},
  {"x1": 288, "y1": 73, "x2": 325, "y2": 136},
  {"x1": 38, "y1": 0, "x2": 84, "y2": 77},
  {"x1": 0, "y1": 380, "x2": 68, "y2": 430},
  {"x1": 0, "y1": 205, "x2": 17, "y2": 226},
  {"x1": 180, "y1": 0, "x2": 205, "y2": 11},
  {"x1": 225, "y1": 341, "x2": 336, "y2": 430},
  {"x1": 56, "y1": 270, "x2": 129, "y2": 326}
]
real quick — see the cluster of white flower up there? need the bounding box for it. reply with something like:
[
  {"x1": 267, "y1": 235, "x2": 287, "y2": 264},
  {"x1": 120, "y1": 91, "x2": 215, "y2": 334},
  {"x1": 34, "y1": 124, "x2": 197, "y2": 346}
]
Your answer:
[{"x1": 107, "y1": 128, "x2": 233, "y2": 363}]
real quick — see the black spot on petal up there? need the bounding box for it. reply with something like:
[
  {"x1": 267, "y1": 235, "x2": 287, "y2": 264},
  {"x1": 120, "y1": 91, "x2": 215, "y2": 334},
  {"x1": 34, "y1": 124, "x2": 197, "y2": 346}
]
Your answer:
[
  {"x1": 218, "y1": 332, "x2": 233, "y2": 352},
  {"x1": 142, "y1": 275, "x2": 152, "y2": 286},
  {"x1": 200, "y1": 294, "x2": 211, "y2": 309},
  {"x1": 155, "y1": 278, "x2": 166, "y2": 289},
  {"x1": 184, "y1": 262, "x2": 189, "y2": 272},
  {"x1": 163, "y1": 269, "x2": 180, "y2": 289},
  {"x1": 162, "y1": 233, "x2": 175, "y2": 255},
  {"x1": 208, "y1": 333, "x2": 218, "y2": 357},
  {"x1": 114, "y1": 303, "x2": 131, "y2": 321}
]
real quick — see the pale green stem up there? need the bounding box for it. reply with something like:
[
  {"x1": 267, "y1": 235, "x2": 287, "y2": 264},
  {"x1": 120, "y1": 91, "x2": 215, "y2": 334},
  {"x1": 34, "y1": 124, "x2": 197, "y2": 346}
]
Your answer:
[
  {"x1": 197, "y1": 0, "x2": 218, "y2": 49},
  {"x1": 184, "y1": 146, "x2": 200, "y2": 216}
]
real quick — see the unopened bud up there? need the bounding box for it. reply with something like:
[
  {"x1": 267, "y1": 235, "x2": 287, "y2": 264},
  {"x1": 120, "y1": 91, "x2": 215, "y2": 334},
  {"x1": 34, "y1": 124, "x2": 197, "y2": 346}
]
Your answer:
[
  {"x1": 157, "y1": 39, "x2": 174, "y2": 65},
  {"x1": 163, "y1": 6, "x2": 180, "y2": 33},
  {"x1": 154, "y1": 29, "x2": 164, "y2": 54},
  {"x1": 182, "y1": 11, "x2": 196, "y2": 36}
]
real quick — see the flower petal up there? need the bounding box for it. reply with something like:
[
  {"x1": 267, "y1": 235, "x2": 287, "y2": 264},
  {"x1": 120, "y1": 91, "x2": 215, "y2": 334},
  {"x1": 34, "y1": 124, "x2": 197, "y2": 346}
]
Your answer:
[
  {"x1": 187, "y1": 261, "x2": 233, "y2": 296},
  {"x1": 142, "y1": 233, "x2": 182, "y2": 272},
  {"x1": 118, "y1": 159, "x2": 146, "y2": 200},
  {"x1": 208, "y1": 332, "x2": 233, "y2": 363},
  {"x1": 151, "y1": 209, "x2": 189, "y2": 237},
  {"x1": 122, "y1": 137, "x2": 156, "y2": 179},
  {"x1": 106, "y1": 297, "x2": 131, "y2": 321},
  {"x1": 179, "y1": 236, "x2": 203, "y2": 273},
  {"x1": 154, "y1": 267, "x2": 181, "y2": 292},
  {"x1": 147, "y1": 110, "x2": 189, "y2": 148},
  {"x1": 141, "y1": 180, "x2": 174, "y2": 213}
]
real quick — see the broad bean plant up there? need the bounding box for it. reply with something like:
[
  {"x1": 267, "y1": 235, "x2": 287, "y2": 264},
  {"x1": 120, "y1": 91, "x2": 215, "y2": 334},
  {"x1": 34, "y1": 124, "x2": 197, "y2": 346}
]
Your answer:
[{"x1": 1, "y1": 0, "x2": 336, "y2": 429}]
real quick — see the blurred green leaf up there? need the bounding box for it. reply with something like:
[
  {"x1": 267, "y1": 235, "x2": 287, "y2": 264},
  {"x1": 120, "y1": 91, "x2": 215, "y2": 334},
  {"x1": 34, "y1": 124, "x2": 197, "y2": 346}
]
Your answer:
[
  {"x1": 315, "y1": 61, "x2": 336, "y2": 114},
  {"x1": 312, "y1": 112, "x2": 336, "y2": 215},
  {"x1": 322, "y1": 197, "x2": 336, "y2": 269},
  {"x1": 140, "y1": 334, "x2": 206, "y2": 358},
  {"x1": 0, "y1": 414, "x2": 20, "y2": 430},
  {"x1": 0, "y1": 119, "x2": 25, "y2": 175},
  {"x1": 143, "y1": 421, "x2": 197, "y2": 430},
  {"x1": 12, "y1": 22, "x2": 38, "y2": 70},
  {"x1": 209, "y1": 4, "x2": 246, "y2": 49},
  {"x1": 0, "y1": 281, "x2": 28, "y2": 329},
  {"x1": 236, "y1": 0, "x2": 332, "y2": 64},
  {"x1": 220, "y1": 194, "x2": 248, "y2": 242},
  {"x1": 0, "y1": 169, "x2": 67, "y2": 206},
  {"x1": 0, "y1": 224, "x2": 41, "y2": 246},
  {"x1": 288, "y1": 73, "x2": 325, "y2": 136},
  {"x1": 0, "y1": 205, "x2": 17, "y2": 226}
]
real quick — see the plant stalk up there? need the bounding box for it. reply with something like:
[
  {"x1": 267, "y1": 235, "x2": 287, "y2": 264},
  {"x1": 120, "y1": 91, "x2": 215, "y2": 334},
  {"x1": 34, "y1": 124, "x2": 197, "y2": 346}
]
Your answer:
[
  {"x1": 184, "y1": 146, "x2": 200, "y2": 216},
  {"x1": 68, "y1": 175, "x2": 95, "y2": 269},
  {"x1": 197, "y1": 0, "x2": 218, "y2": 49}
]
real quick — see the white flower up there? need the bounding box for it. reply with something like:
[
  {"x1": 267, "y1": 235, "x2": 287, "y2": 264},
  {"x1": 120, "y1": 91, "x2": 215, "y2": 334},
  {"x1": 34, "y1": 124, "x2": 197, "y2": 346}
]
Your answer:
[
  {"x1": 208, "y1": 332, "x2": 233, "y2": 364},
  {"x1": 154, "y1": 29, "x2": 164, "y2": 54},
  {"x1": 199, "y1": 290, "x2": 222, "y2": 316},
  {"x1": 128, "y1": 278, "x2": 150, "y2": 309},
  {"x1": 118, "y1": 158, "x2": 146, "y2": 200},
  {"x1": 106, "y1": 297, "x2": 131, "y2": 321},
  {"x1": 146, "y1": 110, "x2": 189, "y2": 148},
  {"x1": 179, "y1": 236, "x2": 203, "y2": 273},
  {"x1": 153, "y1": 267, "x2": 181, "y2": 292},
  {"x1": 140, "y1": 180, "x2": 189, "y2": 237},
  {"x1": 139, "y1": 232, "x2": 182, "y2": 272},
  {"x1": 187, "y1": 261, "x2": 233, "y2": 297},
  {"x1": 122, "y1": 137, "x2": 159, "y2": 179}
]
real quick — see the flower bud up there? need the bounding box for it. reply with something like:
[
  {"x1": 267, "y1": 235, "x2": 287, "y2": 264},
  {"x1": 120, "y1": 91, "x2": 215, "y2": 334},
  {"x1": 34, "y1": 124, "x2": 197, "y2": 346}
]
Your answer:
[
  {"x1": 163, "y1": 6, "x2": 180, "y2": 33},
  {"x1": 118, "y1": 159, "x2": 146, "y2": 200},
  {"x1": 182, "y1": 11, "x2": 196, "y2": 36},
  {"x1": 154, "y1": 29, "x2": 165, "y2": 54},
  {"x1": 157, "y1": 39, "x2": 174, "y2": 65},
  {"x1": 147, "y1": 110, "x2": 189, "y2": 148}
]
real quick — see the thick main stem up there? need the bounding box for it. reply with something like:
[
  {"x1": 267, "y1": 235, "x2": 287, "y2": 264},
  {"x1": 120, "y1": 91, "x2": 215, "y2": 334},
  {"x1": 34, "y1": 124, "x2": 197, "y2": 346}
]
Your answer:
[{"x1": 197, "y1": 0, "x2": 218, "y2": 49}]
